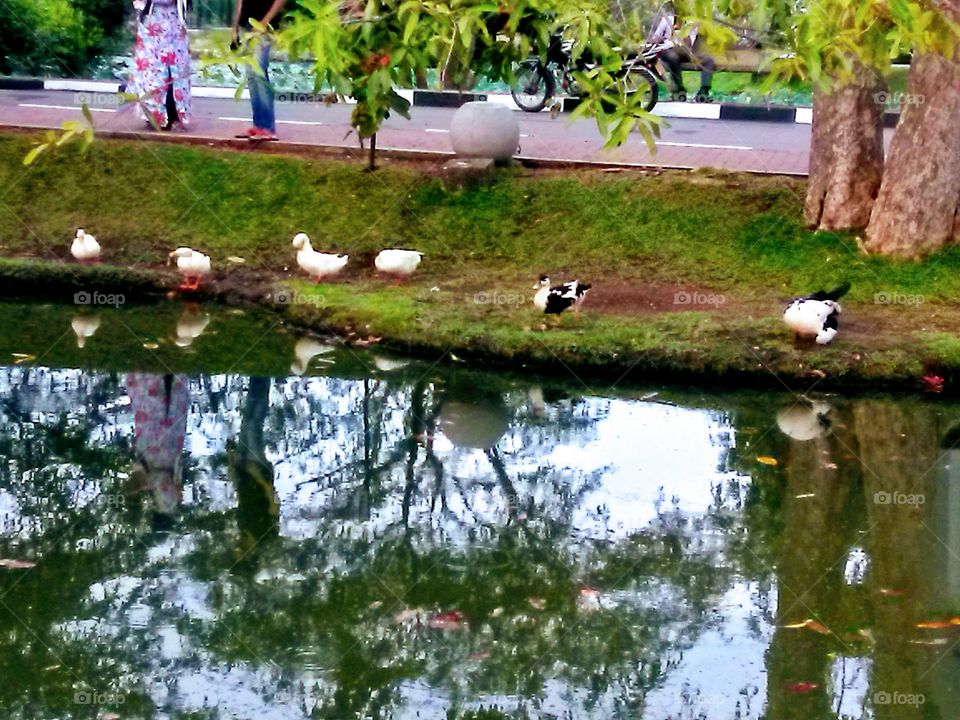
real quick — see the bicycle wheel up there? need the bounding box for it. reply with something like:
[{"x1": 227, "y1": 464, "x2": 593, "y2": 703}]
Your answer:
[
  {"x1": 618, "y1": 65, "x2": 659, "y2": 113},
  {"x1": 511, "y1": 62, "x2": 555, "y2": 113}
]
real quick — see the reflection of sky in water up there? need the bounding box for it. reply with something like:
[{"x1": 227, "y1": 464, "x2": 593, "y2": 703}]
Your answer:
[{"x1": 7, "y1": 366, "x2": 948, "y2": 719}]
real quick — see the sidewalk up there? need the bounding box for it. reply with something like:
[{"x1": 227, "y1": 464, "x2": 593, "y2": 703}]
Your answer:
[{"x1": 0, "y1": 82, "x2": 814, "y2": 175}]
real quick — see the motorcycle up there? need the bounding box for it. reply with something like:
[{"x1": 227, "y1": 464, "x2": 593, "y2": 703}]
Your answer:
[{"x1": 510, "y1": 36, "x2": 669, "y2": 113}]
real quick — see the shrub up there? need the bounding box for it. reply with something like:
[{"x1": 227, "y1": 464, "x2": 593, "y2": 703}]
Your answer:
[{"x1": 0, "y1": 0, "x2": 128, "y2": 76}]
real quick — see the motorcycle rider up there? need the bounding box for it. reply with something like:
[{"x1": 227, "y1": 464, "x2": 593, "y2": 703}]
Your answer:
[{"x1": 650, "y1": 4, "x2": 715, "y2": 102}]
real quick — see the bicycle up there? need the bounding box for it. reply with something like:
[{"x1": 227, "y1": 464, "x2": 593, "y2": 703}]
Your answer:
[{"x1": 510, "y1": 36, "x2": 667, "y2": 113}]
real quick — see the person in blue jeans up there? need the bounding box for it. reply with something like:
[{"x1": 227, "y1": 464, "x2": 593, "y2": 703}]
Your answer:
[{"x1": 231, "y1": 0, "x2": 287, "y2": 140}]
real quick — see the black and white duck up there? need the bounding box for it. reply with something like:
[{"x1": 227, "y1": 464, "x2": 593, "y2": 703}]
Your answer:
[
  {"x1": 533, "y1": 276, "x2": 592, "y2": 318},
  {"x1": 783, "y1": 282, "x2": 851, "y2": 345}
]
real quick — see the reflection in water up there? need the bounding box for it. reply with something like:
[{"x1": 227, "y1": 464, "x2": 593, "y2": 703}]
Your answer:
[
  {"x1": 127, "y1": 373, "x2": 189, "y2": 519},
  {"x1": 70, "y1": 314, "x2": 100, "y2": 349},
  {"x1": 173, "y1": 303, "x2": 211, "y2": 348},
  {"x1": 291, "y1": 336, "x2": 336, "y2": 376},
  {"x1": 0, "y1": 364, "x2": 959, "y2": 719}
]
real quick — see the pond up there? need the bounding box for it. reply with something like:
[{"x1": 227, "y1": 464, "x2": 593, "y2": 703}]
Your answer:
[{"x1": 1, "y1": 301, "x2": 958, "y2": 719}]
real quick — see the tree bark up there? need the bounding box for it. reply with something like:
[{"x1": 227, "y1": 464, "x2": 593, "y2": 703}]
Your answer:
[
  {"x1": 864, "y1": 53, "x2": 960, "y2": 257},
  {"x1": 804, "y1": 76, "x2": 885, "y2": 230}
]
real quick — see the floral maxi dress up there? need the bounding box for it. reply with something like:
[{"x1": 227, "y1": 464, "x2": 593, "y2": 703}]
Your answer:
[{"x1": 127, "y1": 0, "x2": 192, "y2": 127}]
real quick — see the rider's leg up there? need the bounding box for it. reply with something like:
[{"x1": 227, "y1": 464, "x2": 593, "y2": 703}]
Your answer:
[
  {"x1": 695, "y1": 53, "x2": 716, "y2": 100},
  {"x1": 661, "y1": 48, "x2": 686, "y2": 97}
]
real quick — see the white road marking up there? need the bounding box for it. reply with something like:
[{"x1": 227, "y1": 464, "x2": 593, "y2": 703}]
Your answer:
[
  {"x1": 218, "y1": 116, "x2": 323, "y2": 126},
  {"x1": 658, "y1": 141, "x2": 752, "y2": 150},
  {"x1": 19, "y1": 103, "x2": 116, "y2": 113},
  {"x1": 424, "y1": 128, "x2": 449, "y2": 133}
]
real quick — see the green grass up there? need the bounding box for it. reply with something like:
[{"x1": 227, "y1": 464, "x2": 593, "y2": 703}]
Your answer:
[{"x1": 1, "y1": 132, "x2": 957, "y2": 390}]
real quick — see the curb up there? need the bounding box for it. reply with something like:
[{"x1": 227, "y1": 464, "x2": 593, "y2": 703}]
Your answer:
[
  {"x1": 0, "y1": 123, "x2": 807, "y2": 177},
  {"x1": 0, "y1": 76, "x2": 904, "y2": 126}
]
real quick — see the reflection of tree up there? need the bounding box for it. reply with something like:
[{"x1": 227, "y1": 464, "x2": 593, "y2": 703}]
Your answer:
[
  {"x1": 230, "y1": 376, "x2": 279, "y2": 573},
  {"x1": 728, "y1": 394, "x2": 960, "y2": 720},
  {"x1": 5, "y1": 366, "x2": 896, "y2": 720}
]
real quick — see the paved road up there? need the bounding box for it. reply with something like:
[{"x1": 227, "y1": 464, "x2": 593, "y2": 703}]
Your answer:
[{"x1": 0, "y1": 88, "x2": 813, "y2": 174}]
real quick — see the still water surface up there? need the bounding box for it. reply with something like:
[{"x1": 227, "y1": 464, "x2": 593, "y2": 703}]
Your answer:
[{"x1": 1, "y1": 302, "x2": 958, "y2": 719}]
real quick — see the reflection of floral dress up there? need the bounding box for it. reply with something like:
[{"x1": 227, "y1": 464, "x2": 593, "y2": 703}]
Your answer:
[
  {"x1": 126, "y1": 373, "x2": 190, "y2": 512},
  {"x1": 127, "y1": 0, "x2": 192, "y2": 127}
]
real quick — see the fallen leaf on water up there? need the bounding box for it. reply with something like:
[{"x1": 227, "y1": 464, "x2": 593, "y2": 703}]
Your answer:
[
  {"x1": 467, "y1": 651, "x2": 490, "y2": 661},
  {"x1": 910, "y1": 638, "x2": 949, "y2": 646},
  {"x1": 580, "y1": 588, "x2": 600, "y2": 599},
  {"x1": 12, "y1": 353, "x2": 35, "y2": 364},
  {"x1": 528, "y1": 597, "x2": 546, "y2": 610},
  {"x1": 787, "y1": 682, "x2": 818, "y2": 694},
  {"x1": 878, "y1": 588, "x2": 906, "y2": 597},
  {"x1": 757, "y1": 456, "x2": 779, "y2": 466},
  {"x1": 783, "y1": 618, "x2": 830, "y2": 634},
  {"x1": 794, "y1": 493, "x2": 816, "y2": 499},
  {"x1": 950, "y1": 617, "x2": 960, "y2": 625},
  {"x1": 0, "y1": 558, "x2": 36, "y2": 569},
  {"x1": 822, "y1": 462, "x2": 838, "y2": 469},
  {"x1": 99, "y1": 713, "x2": 121, "y2": 720},
  {"x1": 226, "y1": 256, "x2": 246, "y2": 264},
  {"x1": 427, "y1": 610, "x2": 465, "y2": 630},
  {"x1": 142, "y1": 342, "x2": 160, "y2": 350},
  {"x1": 369, "y1": 600, "x2": 383, "y2": 610},
  {"x1": 490, "y1": 607, "x2": 504, "y2": 618},
  {"x1": 922, "y1": 375, "x2": 945, "y2": 393},
  {"x1": 916, "y1": 620, "x2": 952, "y2": 629}
]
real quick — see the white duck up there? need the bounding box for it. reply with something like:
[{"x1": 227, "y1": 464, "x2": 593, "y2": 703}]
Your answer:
[
  {"x1": 174, "y1": 304, "x2": 211, "y2": 348},
  {"x1": 71, "y1": 228, "x2": 100, "y2": 263},
  {"x1": 291, "y1": 336, "x2": 336, "y2": 376},
  {"x1": 783, "y1": 282, "x2": 850, "y2": 345},
  {"x1": 71, "y1": 315, "x2": 100, "y2": 349},
  {"x1": 168, "y1": 247, "x2": 211, "y2": 291},
  {"x1": 292, "y1": 232, "x2": 348, "y2": 281},
  {"x1": 375, "y1": 249, "x2": 422, "y2": 278}
]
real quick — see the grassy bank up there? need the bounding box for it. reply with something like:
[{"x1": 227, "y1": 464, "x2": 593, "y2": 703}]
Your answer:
[{"x1": 2, "y1": 132, "x2": 959, "y2": 391}]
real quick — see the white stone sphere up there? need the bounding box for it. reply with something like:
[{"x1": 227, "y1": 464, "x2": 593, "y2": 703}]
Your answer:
[{"x1": 449, "y1": 101, "x2": 520, "y2": 161}]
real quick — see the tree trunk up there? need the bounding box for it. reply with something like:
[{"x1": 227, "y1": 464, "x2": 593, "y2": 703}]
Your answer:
[
  {"x1": 864, "y1": 53, "x2": 960, "y2": 257},
  {"x1": 804, "y1": 76, "x2": 885, "y2": 230}
]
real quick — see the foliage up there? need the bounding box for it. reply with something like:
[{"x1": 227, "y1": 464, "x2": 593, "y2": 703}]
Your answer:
[
  {"x1": 0, "y1": 0, "x2": 128, "y2": 76},
  {"x1": 270, "y1": 0, "x2": 661, "y2": 151},
  {"x1": 23, "y1": 104, "x2": 95, "y2": 166},
  {"x1": 685, "y1": 0, "x2": 960, "y2": 88}
]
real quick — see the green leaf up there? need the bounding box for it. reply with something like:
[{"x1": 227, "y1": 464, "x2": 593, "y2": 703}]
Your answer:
[{"x1": 23, "y1": 144, "x2": 46, "y2": 166}]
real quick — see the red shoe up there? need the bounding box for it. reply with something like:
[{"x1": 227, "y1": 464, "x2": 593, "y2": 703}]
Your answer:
[{"x1": 246, "y1": 127, "x2": 279, "y2": 142}]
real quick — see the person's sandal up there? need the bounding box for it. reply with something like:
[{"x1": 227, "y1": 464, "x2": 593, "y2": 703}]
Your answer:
[{"x1": 247, "y1": 127, "x2": 279, "y2": 142}]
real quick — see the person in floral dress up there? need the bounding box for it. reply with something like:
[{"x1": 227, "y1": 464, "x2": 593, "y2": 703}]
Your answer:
[
  {"x1": 126, "y1": 373, "x2": 191, "y2": 516},
  {"x1": 127, "y1": 0, "x2": 192, "y2": 129}
]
